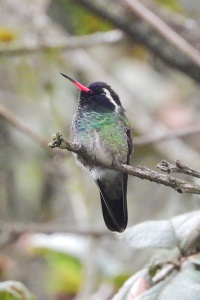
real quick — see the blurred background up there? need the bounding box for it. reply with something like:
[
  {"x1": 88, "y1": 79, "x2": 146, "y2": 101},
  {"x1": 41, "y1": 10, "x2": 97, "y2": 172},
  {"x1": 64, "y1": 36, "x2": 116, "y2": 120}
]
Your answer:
[{"x1": 0, "y1": 0, "x2": 200, "y2": 299}]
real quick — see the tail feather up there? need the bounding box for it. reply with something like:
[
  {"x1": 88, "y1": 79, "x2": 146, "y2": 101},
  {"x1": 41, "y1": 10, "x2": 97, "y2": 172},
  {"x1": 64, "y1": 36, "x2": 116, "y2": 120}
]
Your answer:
[{"x1": 95, "y1": 172, "x2": 128, "y2": 232}]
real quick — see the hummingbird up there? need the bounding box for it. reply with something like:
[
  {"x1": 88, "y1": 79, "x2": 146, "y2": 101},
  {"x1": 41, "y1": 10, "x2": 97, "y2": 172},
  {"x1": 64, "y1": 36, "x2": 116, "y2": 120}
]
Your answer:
[{"x1": 61, "y1": 73, "x2": 133, "y2": 232}]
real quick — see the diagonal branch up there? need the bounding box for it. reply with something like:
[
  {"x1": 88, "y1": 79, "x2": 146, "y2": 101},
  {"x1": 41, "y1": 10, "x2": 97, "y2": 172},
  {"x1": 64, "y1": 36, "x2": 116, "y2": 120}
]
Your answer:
[
  {"x1": 75, "y1": 0, "x2": 200, "y2": 83},
  {"x1": 124, "y1": 0, "x2": 200, "y2": 68},
  {"x1": 48, "y1": 132, "x2": 200, "y2": 195},
  {"x1": 0, "y1": 104, "x2": 49, "y2": 148}
]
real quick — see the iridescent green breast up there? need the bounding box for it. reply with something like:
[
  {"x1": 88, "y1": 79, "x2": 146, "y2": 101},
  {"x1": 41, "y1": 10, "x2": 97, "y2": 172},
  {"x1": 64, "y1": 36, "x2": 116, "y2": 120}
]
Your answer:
[{"x1": 71, "y1": 110, "x2": 129, "y2": 165}]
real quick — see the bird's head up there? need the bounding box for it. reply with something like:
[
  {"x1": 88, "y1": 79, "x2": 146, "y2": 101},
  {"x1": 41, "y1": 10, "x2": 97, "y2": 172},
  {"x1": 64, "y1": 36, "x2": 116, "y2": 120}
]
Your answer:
[{"x1": 61, "y1": 73, "x2": 124, "y2": 113}]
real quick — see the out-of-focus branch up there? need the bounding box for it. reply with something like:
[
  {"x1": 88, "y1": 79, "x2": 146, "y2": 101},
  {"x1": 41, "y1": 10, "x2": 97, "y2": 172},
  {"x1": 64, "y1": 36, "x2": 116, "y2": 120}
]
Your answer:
[
  {"x1": 0, "y1": 30, "x2": 123, "y2": 56},
  {"x1": 2, "y1": 101, "x2": 200, "y2": 149},
  {"x1": 1, "y1": 0, "x2": 200, "y2": 82},
  {"x1": 0, "y1": 104, "x2": 49, "y2": 148},
  {"x1": 124, "y1": 0, "x2": 200, "y2": 68},
  {"x1": 0, "y1": 221, "x2": 110, "y2": 248},
  {"x1": 75, "y1": 0, "x2": 200, "y2": 83},
  {"x1": 48, "y1": 132, "x2": 200, "y2": 195},
  {"x1": 134, "y1": 124, "x2": 200, "y2": 146},
  {"x1": 157, "y1": 160, "x2": 200, "y2": 179},
  {"x1": 1, "y1": 97, "x2": 200, "y2": 163}
]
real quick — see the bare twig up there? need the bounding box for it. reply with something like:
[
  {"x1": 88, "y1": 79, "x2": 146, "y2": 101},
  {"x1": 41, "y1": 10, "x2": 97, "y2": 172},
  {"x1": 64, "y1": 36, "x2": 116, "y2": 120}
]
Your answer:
[
  {"x1": 124, "y1": 0, "x2": 200, "y2": 68},
  {"x1": 134, "y1": 124, "x2": 200, "y2": 146},
  {"x1": 48, "y1": 132, "x2": 200, "y2": 195},
  {"x1": 157, "y1": 160, "x2": 200, "y2": 179},
  {"x1": 0, "y1": 104, "x2": 49, "y2": 148}
]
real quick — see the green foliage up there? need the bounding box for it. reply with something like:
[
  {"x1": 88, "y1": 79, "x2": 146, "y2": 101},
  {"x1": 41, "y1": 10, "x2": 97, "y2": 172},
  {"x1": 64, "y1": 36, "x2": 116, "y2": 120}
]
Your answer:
[
  {"x1": 50, "y1": 0, "x2": 112, "y2": 35},
  {"x1": 112, "y1": 273, "x2": 131, "y2": 289},
  {"x1": 154, "y1": 0, "x2": 181, "y2": 11},
  {"x1": 44, "y1": 251, "x2": 82, "y2": 294},
  {"x1": 0, "y1": 27, "x2": 16, "y2": 42},
  {"x1": 14, "y1": 60, "x2": 39, "y2": 98},
  {"x1": 0, "y1": 281, "x2": 35, "y2": 300}
]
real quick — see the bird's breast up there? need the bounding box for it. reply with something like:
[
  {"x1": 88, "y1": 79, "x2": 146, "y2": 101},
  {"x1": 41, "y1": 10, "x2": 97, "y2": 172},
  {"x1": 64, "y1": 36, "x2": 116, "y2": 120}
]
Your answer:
[{"x1": 71, "y1": 111, "x2": 128, "y2": 166}]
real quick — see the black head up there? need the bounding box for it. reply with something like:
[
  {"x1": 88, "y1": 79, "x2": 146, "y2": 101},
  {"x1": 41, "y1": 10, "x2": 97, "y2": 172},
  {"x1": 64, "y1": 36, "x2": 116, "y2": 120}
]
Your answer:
[{"x1": 61, "y1": 73, "x2": 124, "y2": 112}]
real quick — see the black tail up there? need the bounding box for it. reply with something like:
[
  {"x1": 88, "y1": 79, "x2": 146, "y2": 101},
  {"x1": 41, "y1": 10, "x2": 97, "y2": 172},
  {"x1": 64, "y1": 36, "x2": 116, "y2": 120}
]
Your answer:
[{"x1": 95, "y1": 171, "x2": 128, "y2": 232}]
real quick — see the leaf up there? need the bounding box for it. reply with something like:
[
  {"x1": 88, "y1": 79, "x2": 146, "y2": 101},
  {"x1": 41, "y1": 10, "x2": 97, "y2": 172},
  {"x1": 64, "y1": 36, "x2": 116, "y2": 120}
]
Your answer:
[
  {"x1": 134, "y1": 278, "x2": 170, "y2": 300},
  {"x1": 135, "y1": 263, "x2": 200, "y2": 300},
  {"x1": 157, "y1": 263, "x2": 200, "y2": 300},
  {"x1": 0, "y1": 281, "x2": 35, "y2": 300},
  {"x1": 45, "y1": 252, "x2": 82, "y2": 294},
  {"x1": 114, "y1": 262, "x2": 200, "y2": 300},
  {"x1": 0, "y1": 27, "x2": 15, "y2": 42},
  {"x1": 171, "y1": 211, "x2": 200, "y2": 252},
  {"x1": 112, "y1": 268, "x2": 150, "y2": 300},
  {"x1": 119, "y1": 220, "x2": 177, "y2": 249},
  {"x1": 127, "y1": 277, "x2": 150, "y2": 299},
  {"x1": 188, "y1": 254, "x2": 200, "y2": 266},
  {"x1": 119, "y1": 211, "x2": 200, "y2": 252}
]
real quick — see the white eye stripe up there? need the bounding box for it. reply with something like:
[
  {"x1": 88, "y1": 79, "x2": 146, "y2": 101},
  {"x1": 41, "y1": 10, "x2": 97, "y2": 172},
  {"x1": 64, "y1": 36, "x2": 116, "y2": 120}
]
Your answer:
[{"x1": 103, "y1": 88, "x2": 118, "y2": 108}]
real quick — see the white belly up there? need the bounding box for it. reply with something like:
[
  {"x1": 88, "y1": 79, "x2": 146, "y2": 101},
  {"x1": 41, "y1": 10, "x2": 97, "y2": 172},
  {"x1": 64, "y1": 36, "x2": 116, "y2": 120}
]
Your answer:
[{"x1": 90, "y1": 131, "x2": 113, "y2": 165}]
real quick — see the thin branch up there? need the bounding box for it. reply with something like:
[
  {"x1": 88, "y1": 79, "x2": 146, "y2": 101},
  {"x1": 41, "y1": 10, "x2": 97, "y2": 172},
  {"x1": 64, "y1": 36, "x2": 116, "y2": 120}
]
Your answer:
[
  {"x1": 124, "y1": 0, "x2": 200, "y2": 68},
  {"x1": 0, "y1": 104, "x2": 49, "y2": 148},
  {"x1": 157, "y1": 160, "x2": 200, "y2": 179},
  {"x1": 134, "y1": 124, "x2": 200, "y2": 146},
  {"x1": 0, "y1": 30, "x2": 123, "y2": 56},
  {"x1": 48, "y1": 132, "x2": 200, "y2": 195}
]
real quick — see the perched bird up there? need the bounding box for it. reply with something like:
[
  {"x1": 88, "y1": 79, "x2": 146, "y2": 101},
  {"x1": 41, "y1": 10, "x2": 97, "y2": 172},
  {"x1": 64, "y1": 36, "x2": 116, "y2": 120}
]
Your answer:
[{"x1": 61, "y1": 73, "x2": 133, "y2": 232}]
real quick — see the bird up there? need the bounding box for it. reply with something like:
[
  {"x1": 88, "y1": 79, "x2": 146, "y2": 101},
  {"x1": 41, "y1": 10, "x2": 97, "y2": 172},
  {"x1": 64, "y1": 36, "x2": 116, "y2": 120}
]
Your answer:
[{"x1": 61, "y1": 73, "x2": 133, "y2": 232}]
